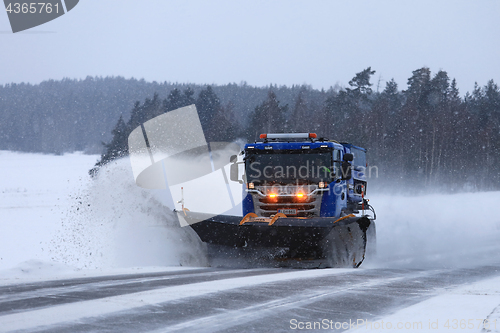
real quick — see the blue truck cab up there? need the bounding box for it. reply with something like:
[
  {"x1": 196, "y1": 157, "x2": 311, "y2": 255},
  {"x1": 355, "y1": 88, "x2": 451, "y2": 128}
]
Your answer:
[{"x1": 239, "y1": 133, "x2": 367, "y2": 219}]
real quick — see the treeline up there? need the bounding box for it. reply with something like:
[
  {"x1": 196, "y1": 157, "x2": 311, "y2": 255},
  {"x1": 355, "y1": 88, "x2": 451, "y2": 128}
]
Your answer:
[
  {"x1": 251, "y1": 68, "x2": 500, "y2": 191},
  {"x1": 0, "y1": 76, "x2": 318, "y2": 154},
  {"x1": 1, "y1": 69, "x2": 499, "y2": 191}
]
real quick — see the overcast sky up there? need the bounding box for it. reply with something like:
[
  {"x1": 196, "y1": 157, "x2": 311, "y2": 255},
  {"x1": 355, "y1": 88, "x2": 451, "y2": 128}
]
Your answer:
[{"x1": 1, "y1": 0, "x2": 499, "y2": 95}]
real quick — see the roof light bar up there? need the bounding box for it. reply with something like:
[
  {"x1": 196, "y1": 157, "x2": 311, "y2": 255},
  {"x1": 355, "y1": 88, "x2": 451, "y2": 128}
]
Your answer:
[{"x1": 259, "y1": 133, "x2": 317, "y2": 140}]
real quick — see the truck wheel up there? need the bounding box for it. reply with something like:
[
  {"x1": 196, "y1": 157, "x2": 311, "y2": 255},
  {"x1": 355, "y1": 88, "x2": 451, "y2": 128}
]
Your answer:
[{"x1": 320, "y1": 221, "x2": 369, "y2": 268}]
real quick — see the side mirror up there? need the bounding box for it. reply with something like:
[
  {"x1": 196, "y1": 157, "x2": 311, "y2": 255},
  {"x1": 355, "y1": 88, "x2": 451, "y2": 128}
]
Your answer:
[
  {"x1": 343, "y1": 153, "x2": 353, "y2": 162},
  {"x1": 230, "y1": 155, "x2": 237, "y2": 163},
  {"x1": 341, "y1": 161, "x2": 352, "y2": 180}
]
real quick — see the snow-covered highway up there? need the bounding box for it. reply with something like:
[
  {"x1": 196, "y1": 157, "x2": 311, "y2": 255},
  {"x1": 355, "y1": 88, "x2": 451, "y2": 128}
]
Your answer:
[{"x1": 1, "y1": 265, "x2": 500, "y2": 332}]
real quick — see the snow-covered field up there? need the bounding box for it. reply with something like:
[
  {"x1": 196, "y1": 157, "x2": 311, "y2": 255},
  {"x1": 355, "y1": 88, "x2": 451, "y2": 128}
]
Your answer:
[
  {"x1": 1, "y1": 151, "x2": 500, "y2": 332},
  {"x1": 369, "y1": 191, "x2": 500, "y2": 269},
  {"x1": 0, "y1": 151, "x2": 206, "y2": 282}
]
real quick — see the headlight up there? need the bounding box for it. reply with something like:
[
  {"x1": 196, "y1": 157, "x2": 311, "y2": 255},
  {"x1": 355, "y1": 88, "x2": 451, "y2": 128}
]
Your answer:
[{"x1": 319, "y1": 182, "x2": 325, "y2": 188}]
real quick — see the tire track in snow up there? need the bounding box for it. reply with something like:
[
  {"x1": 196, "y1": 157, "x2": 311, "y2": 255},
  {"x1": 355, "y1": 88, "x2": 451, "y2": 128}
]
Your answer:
[
  {"x1": 21, "y1": 269, "x2": 435, "y2": 333},
  {"x1": 0, "y1": 268, "x2": 208, "y2": 297},
  {"x1": 0, "y1": 268, "x2": 281, "y2": 316},
  {"x1": 3, "y1": 266, "x2": 500, "y2": 333},
  {"x1": 148, "y1": 275, "x2": 417, "y2": 333},
  {"x1": 148, "y1": 266, "x2": 500, "y2": 333}
]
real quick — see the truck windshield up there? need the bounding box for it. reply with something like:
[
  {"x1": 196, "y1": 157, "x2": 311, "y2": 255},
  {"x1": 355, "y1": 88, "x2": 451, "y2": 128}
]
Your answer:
[{"x1": 245, "y1": 151, "x2": 335, "y2": 185}]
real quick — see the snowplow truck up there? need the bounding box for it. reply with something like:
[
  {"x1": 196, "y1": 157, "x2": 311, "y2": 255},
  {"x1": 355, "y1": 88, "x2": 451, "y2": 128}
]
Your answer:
[{"x1": 179, "y1": 133, "x2": 376, "y2": 268}]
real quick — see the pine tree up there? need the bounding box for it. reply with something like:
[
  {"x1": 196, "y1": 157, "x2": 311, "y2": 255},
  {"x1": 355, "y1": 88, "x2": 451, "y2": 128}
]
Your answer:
[
  {"x1": 480, "y1": 80, "x2": 500, "y2": 188},
  {"x1": 347, "y1": 67, "x2": 376, "y2": 95},
  {"x1": 182, "y1": 87, "x2": 196, "y2": 106},
  {"x1": 90, "y1": 93, "x2": 162, "y2": 176},
  {"x1": 196, "y1": 86, "x2": 221, "y2": 130},
  {"x1": 368, "y1": 79, "x2": 403, "y2": 174},
  {"x1": 89, "y1": 115, "x2": 129, "y2": 176},
  {"x1": 248, "y1": 90, "x2": 288, "y2": 139},
  {"x1": 400, "y1": 67, "x2": 432, "y2": 184},
  {"x1": 209, "y1": 101, "x2": 241, "y2": 141},
  {"x1": 164, "y1": 88, "x2": 184, "y2": 112},
  {"x1": 290, "y1": 87, "x2": 310, "y2": 132}
]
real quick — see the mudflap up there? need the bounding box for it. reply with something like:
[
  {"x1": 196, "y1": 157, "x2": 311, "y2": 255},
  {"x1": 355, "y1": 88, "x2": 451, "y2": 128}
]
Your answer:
[{"x1": 177, "y1": 211, "x2": 375, "y2": 268}]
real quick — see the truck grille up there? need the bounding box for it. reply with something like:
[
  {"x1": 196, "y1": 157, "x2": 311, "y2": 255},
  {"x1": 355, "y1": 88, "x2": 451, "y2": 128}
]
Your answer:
[{"x1": 252, "y1": 186, "x2": 323, "y2": 217}]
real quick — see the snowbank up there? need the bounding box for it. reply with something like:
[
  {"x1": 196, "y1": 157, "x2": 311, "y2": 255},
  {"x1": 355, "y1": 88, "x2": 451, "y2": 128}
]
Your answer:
[{"x1": 48, "y1": 157, "x2": 208, "y2": 270}]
